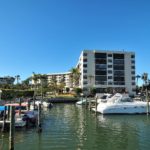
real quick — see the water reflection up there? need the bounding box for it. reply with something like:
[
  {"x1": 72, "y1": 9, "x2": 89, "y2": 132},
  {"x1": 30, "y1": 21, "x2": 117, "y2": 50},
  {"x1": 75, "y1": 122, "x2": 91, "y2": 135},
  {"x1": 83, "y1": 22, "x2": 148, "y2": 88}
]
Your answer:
[
  {"x1": 96, "y1": 114, "x2": 150, "y2": 150},
  {"x1": 1, "y1": 104, "x2": 150, "y2": 150}
]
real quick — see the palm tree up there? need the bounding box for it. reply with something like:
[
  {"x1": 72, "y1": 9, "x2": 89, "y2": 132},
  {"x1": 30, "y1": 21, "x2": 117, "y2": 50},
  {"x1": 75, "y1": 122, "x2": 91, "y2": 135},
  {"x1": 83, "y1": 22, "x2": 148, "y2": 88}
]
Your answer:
[
  {"x1": 15, "y1": 75, "x2": 20, "y2": 84},
  {"x1": 22, "y1": 77, "x2": 32, "y2": 89},
  {"x1": 48, "y1": 76, "x2": 58, "y2": 96},
  {"x1": 70, "y1": 67, "x2": 80, "y2": 88},
  {"x1": 141, "y1": 73, "x2": 148, "y2": 85},
  {"x1": 135, "y1": 75, "x2": 141, "y2": 86},
  {"x1": 58, "y1": 77, "x2": 65, "y2": 93},
  {"x1": 32, "y1": 73, "x2": 48, "y2": 98},
  {"x1": 141, "y1": 73, "x2": 149, "y2": 114}
]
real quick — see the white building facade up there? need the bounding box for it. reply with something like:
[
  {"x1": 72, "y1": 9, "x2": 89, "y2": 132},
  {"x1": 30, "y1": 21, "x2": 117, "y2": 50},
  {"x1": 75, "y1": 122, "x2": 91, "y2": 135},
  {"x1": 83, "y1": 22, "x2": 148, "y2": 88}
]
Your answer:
[
  {"x1": 47, "y1": 72, "x2": 72, "y2": 88},
  {"x1": 31, "y1": 72, "x2": 72, "y2": 89},
  {"x1": 77, "y1": 50, "x2": 136, "y2": 95}
]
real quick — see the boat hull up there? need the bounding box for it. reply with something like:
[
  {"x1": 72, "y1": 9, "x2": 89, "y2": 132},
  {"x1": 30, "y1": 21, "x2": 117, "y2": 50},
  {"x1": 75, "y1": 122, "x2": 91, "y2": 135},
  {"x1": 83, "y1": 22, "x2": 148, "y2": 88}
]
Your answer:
[{"x1": 97, "y1": 102, "x2": 149, "y2": 114}]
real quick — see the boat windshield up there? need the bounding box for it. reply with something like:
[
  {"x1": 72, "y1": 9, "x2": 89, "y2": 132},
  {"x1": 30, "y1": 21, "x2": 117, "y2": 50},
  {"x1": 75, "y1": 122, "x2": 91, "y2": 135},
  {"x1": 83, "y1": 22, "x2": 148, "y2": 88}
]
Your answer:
[
  {"x1": 119, "y1": 97, "x2": 133, "y2": 102},
  {"x1": 108, "y1": 95, "x2": 121, "y2": 103},
  {"x1": 101, "y1": 95, "x2": 108, "y2": 99},
  {"x1": 101, "y1": 94, "x2": 112, "y2": 99}
]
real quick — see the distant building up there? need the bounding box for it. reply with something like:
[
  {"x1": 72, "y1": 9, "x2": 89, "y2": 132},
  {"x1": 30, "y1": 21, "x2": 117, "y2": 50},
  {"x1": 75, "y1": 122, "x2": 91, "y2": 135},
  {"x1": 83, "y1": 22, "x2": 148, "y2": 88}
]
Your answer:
[
  {"x1": 76, "y1": 50, "x2": 136, "y2": 94},
  {"x1": 0, "y1": 76, "x2": 15, "y2": 84},
  {"x1": 31, "y1": 72, "x2": 72, "y2": 89},
  {"x1": 47, "y1": 72, "x2": 72, "y2": 88}
]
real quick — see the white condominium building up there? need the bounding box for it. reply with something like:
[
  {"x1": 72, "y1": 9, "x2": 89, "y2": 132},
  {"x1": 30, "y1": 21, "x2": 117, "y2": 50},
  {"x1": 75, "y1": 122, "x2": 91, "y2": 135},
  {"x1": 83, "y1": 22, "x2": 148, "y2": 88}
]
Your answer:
[
  {"x1": 31, "y1": 72, "x2": 72, "y2": 88},
  {"x1": 77, "y1": 50, "x2": 136, "y2": 94},
  {"x1": 47, "y1": 72, "x2": 72, "y2": 88}
]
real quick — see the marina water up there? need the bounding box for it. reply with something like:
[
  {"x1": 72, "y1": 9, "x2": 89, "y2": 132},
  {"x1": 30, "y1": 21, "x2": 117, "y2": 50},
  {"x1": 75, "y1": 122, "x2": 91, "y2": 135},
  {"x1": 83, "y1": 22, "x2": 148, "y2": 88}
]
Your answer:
[{"x1": 1, "y1": 104, "x2": 150, "y2": 150}]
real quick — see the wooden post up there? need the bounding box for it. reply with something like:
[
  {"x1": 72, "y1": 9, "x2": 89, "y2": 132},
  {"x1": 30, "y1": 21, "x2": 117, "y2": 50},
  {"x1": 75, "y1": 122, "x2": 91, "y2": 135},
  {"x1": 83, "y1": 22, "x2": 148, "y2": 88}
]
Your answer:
[
  {"x1": 146, "y1": 87, "x2": 149, "y2": 115},
  {"x1": 95, "y1": 97, "x2": 97, "y2": 115},
  {"x1": 88, "y1": 98, "x2": 91, "y2": 111},
  {"x1": 33, "y1": 96, "x2": 36, "y2": 110},
  {"x1": 19, "y1": 98, "x2": 21, "y2": 116},
  {"x1": 1, "y1": 106, "x2": 7, "y2": 132},
  {"x1": 9, "y1": 106, "x2": 15, "y2": 150},
  {"x1": 85, "y1": 96, "x2": 88, "y2": 108},
  {"x1": 7, "y1": 106, "x2": 10, "y2": 120},
  {"x1": 37, "y1": 104, "x2": 42, "y2": 133},
  {"x1": 27, "y1": 100, "x2": 30, "y2": 111}
]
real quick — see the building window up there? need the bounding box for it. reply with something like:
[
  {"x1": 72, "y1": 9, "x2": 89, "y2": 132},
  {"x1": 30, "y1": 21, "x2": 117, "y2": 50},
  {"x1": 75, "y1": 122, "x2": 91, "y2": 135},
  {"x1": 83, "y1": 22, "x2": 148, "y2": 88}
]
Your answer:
[
  {"x1": 113, "y1": 65, "x2": 124, "y2": 70},
  {"x1": 83, "y1": 81, "x2": 88, "y2": 85},
  {"x1": 131, "y1": 60, "x2": 135, "y2": 64},
  {"x1": 114, "y1": 77, "x2": 125, "y2": 81},
  {"x1": 131, "y1": 55, "x2": 135, "y2": 58},
  {"x1": 132, "y1": 77, "x2": 135, "y2": 80},
  {"x1": 131, "y1": 66, "x2": 135, "y2": 69},
  {"x1": 108, "y1": 70, "x2": 112, "y2": 74},
  {"x1": 95, "y1": 53, "x2": 106, "y2": 58},
  {"x1": 83, "y1": 70, "x2": 87, "y2": 73},
  {"x1": 83, "y1": 75, "x2": 87, "y2": 79},
  {"x1": 83, "y1": 53, "x2": 87, "y2": 56},
  {"x1": 108, "y1": 81, "x2": 113, "y2": 85},
  {"x1": 108, "y1": 59, "x2": 112, "y2": 63},
  {"x1": 83, "y1": 64, "x2": 87, "y2": 68},
  {"x1": 83, "y1": 58, "x2": 87, "y2": 62},
  {"x1": 132, "y1": 82, "x2": 135, "y2": 85},
  {"x1": 95, "y1": 76, "x2": 107, "y2": 81},
  {"x1": 95, "y1": 70, "x2": 107, "y2": 75},
  {"x1": 108, "y1": 76, "x2": 112, "y2": 79},
  {"x1": 108, "y1": 65, "x2": 112, "y2": 68},
  {"x1": 108, "y1": 54, "x2": 112, "y2": 57},
  {"x1": 113, "y1": 59, "x2": 124, "y2": 64},
  {"x1": 95, "y1": 59, "x2": 107, "y2": 64},
  {"x1": 96, "y1": 64, "x2": 107, "y2": 69},
  {"x1": 113, "y1": 54, "x2": 124, "y2": 59},
  {"x1": 131, "y1": 71, "x2": 135, "y2": 74},
  {"x1": 114, "y1": 70, "x2": 124, "y2": 76}
]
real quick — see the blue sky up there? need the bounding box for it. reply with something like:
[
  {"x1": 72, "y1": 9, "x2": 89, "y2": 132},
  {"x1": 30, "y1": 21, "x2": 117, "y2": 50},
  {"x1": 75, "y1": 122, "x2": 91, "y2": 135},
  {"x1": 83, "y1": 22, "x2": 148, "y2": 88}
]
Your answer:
[{"x1": 0, "y1": 0, "x2": 150, "y2": 83}]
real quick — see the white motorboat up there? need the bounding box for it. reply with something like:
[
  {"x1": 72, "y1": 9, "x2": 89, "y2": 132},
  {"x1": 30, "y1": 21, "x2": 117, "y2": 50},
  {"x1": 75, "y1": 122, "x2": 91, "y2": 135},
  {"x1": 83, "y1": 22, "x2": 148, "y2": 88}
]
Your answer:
[
  {"x1": 30, "y1": 100, "x2": 53, "y2": 109},
  {"x1": 96, "y1": 93, "x2": 149, "y2": 114},
  {"x1": 15, "y1": 114, "x2": 26, "y2": 127},
  {"x1": 76, "y1": 98, "x2": 87, "y2": 105},
  {"x1": 42, "y1": 101, "x2": 53, "y2": 108}
]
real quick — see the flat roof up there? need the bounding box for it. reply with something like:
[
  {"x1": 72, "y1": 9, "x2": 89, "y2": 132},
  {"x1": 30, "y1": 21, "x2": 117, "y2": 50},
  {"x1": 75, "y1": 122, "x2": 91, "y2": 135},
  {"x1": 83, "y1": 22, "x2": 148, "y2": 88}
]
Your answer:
[{"x1": 47, "y1": 72, "x2": 71, "y2": 75}]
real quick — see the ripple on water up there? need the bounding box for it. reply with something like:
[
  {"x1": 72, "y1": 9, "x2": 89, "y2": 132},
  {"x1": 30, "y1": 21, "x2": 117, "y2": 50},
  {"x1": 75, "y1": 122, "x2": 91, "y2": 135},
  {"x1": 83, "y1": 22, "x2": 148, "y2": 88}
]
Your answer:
[{"x1": 1, "y1": 105, "x2": 150, "y2": 150}]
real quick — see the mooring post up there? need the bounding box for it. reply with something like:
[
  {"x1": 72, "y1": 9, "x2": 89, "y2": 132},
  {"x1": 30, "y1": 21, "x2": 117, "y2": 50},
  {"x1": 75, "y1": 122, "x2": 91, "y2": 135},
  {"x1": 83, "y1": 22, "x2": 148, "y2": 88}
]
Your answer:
[
  {"x1": 85, "y1": 96, "x2": 88, "y2": 108},
  {"x1": 9, "y1": 106, "x2": 15, "y2": 150},
  {"x1": 37, "y1": 103, "x2": 42, "y2": 133},
  {"x1": 19, "y1": 97, "x2": 21, "y2": 116},
  {"x1": 88, "y1": 98, "x2": 91, "y2": 111},
  {"x1": 27, "y1": 100, "x2": 30, "y2": 111},
  {"x1": 7, "y1": 105, "x2": 10, "y2": 121},
  {"x1": 33, "y1": 96, "x2": 36, "y2": 110},
  {"x1": 1, "y1": 106, "x2": 7, "y2": 132},
  {"x1": 95, "y1": 97, "x2": 97, "y2": 115},
  {"x1": 146, "y1": 87, "x2": 149, "y2": 115}
]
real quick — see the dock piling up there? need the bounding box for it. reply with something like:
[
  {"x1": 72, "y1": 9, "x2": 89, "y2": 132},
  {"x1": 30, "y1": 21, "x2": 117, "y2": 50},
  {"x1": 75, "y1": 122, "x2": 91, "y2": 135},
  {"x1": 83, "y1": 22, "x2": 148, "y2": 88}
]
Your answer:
[
  {"x1": 37, "y1": 104, "x2": 42, "y2": 133},
  {"x1": 95, "y1": 97, "x2": 97, "y2": 115},
  {"x1": 88, "y1": 98, "x2": 91, "y2": 111},
  {"x1": 19, "y1": 97, "x2": 21, "y2": 116},
  {"x1": 9, "y1": 106, "x2": 15, "y2": 150},
  {"x1": 1, "y1": 106, "x2": 7, "y2": 132}
]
